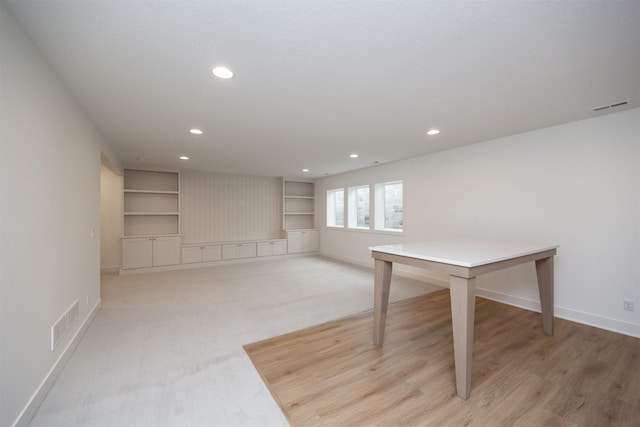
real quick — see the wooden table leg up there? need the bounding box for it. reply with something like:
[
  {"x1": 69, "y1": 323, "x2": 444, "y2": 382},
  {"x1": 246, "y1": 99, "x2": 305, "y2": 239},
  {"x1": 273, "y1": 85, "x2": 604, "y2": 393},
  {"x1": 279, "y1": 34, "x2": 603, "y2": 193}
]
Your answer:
[
  {"x1": 535, "y1": 256, "x2": 555, "y2": 335},
  {"x1": 373, "y1": 259, "x2": 392, "y2": 347},
  {"x1": 449, "y1": 275, "x2": 476, "y2": 400}
]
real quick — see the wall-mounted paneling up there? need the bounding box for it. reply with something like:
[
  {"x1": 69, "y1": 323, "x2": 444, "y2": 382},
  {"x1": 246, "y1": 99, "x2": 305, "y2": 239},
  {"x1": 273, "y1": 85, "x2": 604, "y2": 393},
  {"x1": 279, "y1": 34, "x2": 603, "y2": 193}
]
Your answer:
[{"x1": 181, "y1": 170, "x2": 282, "y2": 243}]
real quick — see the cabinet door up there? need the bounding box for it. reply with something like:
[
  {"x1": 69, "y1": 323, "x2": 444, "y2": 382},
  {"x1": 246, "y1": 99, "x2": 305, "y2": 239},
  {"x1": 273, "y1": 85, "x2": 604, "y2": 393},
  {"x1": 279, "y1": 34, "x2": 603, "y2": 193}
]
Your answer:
[
  {"x1": 271, "y1": 241, "x2": 287, "y2": 255},
  {"x1": 257, "y1": 241, "x2": 287, "y2": 257},
  {"x1": 287, "y1": 232, "x2": 303, "y2": 254},
  {"x1": 152, "y1": 237, "x2": 181, "y2": 266},
  {"x1": 122, "y1": 238, "x2": 153, "y2": 269},
  {"x1": 202, "y1": 245, "x2": 222, "y2": 262},
  {"x1": 302, "y1": 230, "x2": 320, "y2": 252},
  {"x1": 257, "y1": 242, "x2": 271, "y2": 257},
  {"x1": 237, "y1": 243, "x2": 256, "y2": 258},
  {"x1": 222, "y1": 244, "x2": 239, "y2": 260},
  {"x1": 223, "y1": 243, "x2": 256, "y2": 260},
  {"x1": 182, "y1": 246, "x2": 203, "y2": 264}
]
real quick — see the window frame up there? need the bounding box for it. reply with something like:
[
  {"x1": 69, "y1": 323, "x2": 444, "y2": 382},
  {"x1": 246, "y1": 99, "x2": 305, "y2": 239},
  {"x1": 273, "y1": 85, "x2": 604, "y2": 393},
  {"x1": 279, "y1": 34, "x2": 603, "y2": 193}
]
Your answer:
[
  {"x1": 326, "y1": 188, "x2": 345, "y2": 228},
  {"x1": 374, "y1": 180, "x2": 403, "y2": 233},
  {"x1": 347, "y1": 185, "x2": 371, "y2": 230}
]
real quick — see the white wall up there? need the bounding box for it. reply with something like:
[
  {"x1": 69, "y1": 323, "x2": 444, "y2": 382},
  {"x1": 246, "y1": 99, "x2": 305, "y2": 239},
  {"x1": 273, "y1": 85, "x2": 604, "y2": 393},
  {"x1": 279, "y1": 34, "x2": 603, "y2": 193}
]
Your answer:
[
  {"x1": 100, "y1": 163, "x2": 122, "y2": 272},
  {"x1": 316, "y1": 108, "x2": 640, "y2": 337},
  {"x1": 0, "y1": 5, "x2": 115, "y2": 425}
]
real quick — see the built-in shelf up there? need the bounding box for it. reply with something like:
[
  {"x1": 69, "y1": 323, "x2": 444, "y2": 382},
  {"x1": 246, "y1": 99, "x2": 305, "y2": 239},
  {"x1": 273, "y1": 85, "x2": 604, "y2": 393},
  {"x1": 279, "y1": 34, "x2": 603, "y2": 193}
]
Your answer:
[
  {"x1": 283, "y1": 179, "x2": 315, "y2": 230},
  {"x1": 124, "y1": 212, "x2": 180, "y2": 216},
  {"x1": 124, "y1": 189, "x2": 179, "y2": 194},
  {"x1": 123, "y1": 169, "x2": 181, "y2": 238}
]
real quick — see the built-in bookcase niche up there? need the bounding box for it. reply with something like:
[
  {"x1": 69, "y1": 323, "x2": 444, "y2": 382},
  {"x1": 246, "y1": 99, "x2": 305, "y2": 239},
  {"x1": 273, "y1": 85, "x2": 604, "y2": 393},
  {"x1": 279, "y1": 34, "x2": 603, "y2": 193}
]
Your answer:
[
  {"x1": 283, "y1": 179, "x2": 315, "y2": 230},
  {"x1": 123, "y1": 169, "x2": 180, "y2": 236}
]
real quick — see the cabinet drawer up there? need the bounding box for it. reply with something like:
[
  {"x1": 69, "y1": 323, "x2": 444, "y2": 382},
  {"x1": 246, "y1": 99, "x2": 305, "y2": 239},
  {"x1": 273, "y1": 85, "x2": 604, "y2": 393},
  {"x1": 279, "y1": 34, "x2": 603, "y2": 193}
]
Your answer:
[
  {"x1": 202, "y1": 245, "x2": 222, "y2": 262},
  {"x1": 222, "y1": 243, "x2": 257, "y2": 260},
  {"x1": 182, "y1": 245, "x2": 222, "y2": 263},
  {"x1": 258, "y1": 241, "x2": 287, "y2": 256},
  {"x1": 181, "y1": 246, "x2": 203, "y2": 264}
]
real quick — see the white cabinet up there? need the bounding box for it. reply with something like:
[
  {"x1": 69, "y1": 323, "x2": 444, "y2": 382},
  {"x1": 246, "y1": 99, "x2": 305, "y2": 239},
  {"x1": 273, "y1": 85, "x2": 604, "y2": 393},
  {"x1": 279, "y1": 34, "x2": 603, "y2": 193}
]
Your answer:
[
  {"x1": 121, "y1": 238, "x2": 153, "y2": 269},
  {"x1": 121, "y1": 169, "x2": 182, "y2": 271},
  {"x1": 222, "y1": 243, "x2": 257, "y2": 260},
  {"x1": 257, "y1": 240, "x2": 287, "y2": 257},
  {"x1": 287, "y1": 230, "x2": 319, "y2": 254},
  {"x1": 122, "y1": 236, "x2": 180, "y2": 269},
  {"x1": 181, "y1": 245, "x2": 222, "y2": 264},
  {"x1": 153, "y1": 237, "x2": 182, "y2": 266},
  {"x1": 202, "y1": 246, "x2": 222, "y2": 262}
]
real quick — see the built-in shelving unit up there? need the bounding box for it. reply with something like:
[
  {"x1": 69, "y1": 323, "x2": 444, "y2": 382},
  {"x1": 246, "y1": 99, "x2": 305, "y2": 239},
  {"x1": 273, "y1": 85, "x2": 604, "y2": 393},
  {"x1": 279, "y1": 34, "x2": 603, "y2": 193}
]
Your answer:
[
  {"x1": 283, "y1": 179, "x2": 315, "y2": 230},
  {"x1": 120, "y1": 172, "x2": 319, "y2": 273},
  {"x1": 282, "y1": 178, "x2": 319, "y2": 254},
  {"x1": 121, "y1": 169, "x2": 181, "y2": 271},
  {"x1": 123, "y1": 169, "x2": 180, "y2": 236}
]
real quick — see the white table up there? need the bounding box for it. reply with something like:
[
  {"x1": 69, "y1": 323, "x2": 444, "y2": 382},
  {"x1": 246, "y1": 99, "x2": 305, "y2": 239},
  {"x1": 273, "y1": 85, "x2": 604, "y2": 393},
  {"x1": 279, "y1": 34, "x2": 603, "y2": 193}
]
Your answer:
[{"x1": 369, "y1": 239, "x2": 558, "y2": 400}]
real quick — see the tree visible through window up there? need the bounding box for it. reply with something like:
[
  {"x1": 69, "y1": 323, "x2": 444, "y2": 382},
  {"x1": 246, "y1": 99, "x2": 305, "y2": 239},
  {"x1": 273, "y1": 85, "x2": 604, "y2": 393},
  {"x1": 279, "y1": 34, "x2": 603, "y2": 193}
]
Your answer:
[
  {"x1": 326, "y1": 188, "x2": 344, "y2": 227},
  {"x1": 375, "y1": 181, "x2": 403, "y2": 231},
  {"x1": 348, "y1": 185, "x2": 370, "y2": 229}
]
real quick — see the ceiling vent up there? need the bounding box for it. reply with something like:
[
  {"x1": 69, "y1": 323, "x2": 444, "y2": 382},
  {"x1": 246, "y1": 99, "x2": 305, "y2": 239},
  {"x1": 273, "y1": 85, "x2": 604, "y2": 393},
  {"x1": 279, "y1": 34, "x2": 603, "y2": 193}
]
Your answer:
[{"x1": 592, "y1": 99, "x2": 630, "y2": 112}]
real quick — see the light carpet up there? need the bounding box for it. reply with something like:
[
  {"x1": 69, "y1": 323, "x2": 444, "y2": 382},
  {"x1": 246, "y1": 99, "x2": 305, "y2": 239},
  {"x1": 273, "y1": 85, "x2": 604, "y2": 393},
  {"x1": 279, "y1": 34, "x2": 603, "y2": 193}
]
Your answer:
[{"x1": 29, "y1": 256, "x2": 440, "y2": 426}]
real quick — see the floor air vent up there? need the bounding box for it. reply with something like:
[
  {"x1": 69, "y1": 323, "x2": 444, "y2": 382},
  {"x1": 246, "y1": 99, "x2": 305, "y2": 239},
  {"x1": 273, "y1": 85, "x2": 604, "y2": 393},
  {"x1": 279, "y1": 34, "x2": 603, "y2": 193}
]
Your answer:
[{"x1": 51, "y1": 299, "x2": 80, "y2": 351}]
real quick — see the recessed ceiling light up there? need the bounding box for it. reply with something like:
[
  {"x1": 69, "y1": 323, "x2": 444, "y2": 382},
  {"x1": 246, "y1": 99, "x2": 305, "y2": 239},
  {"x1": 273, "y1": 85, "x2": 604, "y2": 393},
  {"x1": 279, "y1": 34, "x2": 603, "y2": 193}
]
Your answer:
[
  {"x1": 350, "y1": 154, "x2": 359, "y2": 158},
  {"x1": 302, "y1": 169, "x2": 310, "y2": 172},
  {"x1": 179, "y1": 156, "x2": 190, "y2": 160},
  {"x1": 427, "y1": 129, "x2": 440, "y2": 135},
  {"x1": 190, "y1": 128, "x2": 203, "y2": 135},
  {"x1": 212, "y1": 66, "x2": 234, "y2": 79}
]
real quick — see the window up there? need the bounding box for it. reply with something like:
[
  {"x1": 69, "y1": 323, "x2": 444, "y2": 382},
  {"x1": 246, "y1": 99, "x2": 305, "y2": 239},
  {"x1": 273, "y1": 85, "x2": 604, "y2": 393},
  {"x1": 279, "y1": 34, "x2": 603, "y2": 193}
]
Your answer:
[
  {"x1": 326, "y1": 188, "x2": 344, "y2": 227},
  {"x1": 375, "y1": 181, "x2": 403, "y2": 232},
  {"x1": 348, "y1": 185, "x2": 370, "y2": 229}
]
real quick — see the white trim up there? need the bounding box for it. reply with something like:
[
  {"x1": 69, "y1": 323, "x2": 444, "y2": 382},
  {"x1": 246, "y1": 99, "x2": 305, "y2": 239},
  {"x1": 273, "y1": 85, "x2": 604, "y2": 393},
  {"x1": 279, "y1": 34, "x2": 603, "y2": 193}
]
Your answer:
[
  {"x1": 318, "y1": 252, "x2": 448, "y2": 288},
  {"x1": 100, "y1": 265, "x2": 120, "y2": 274},
  {"x1": 13, "y1": 299, "x2": 102, "y2": 427},
  {"x1": 553, "y1": 304, "x2": 640, "y2": 338},
  {"x1": 474, "y1": 288, "x2": 640, "y2": 338},
  {"x1": 319, "y1": 251, "x2": 370, "y2": 269}
]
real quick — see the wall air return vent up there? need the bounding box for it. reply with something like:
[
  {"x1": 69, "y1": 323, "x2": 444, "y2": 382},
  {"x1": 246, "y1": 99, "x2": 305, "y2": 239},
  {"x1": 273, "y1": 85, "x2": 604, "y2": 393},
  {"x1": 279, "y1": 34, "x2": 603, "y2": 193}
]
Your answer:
[
  {"x1": 51, "y1": 299, "x2": 80, "y2": 351},
  {"x1": 592, "y1": 99, "x2": 630, "y2": 112}
]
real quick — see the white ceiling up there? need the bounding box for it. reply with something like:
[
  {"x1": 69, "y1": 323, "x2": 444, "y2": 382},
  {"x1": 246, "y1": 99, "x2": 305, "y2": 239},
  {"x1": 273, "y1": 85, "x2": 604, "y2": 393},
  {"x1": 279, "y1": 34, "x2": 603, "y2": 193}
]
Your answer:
[{"x1": 5, "y1": 0, "x2": 640, "y2": 178}]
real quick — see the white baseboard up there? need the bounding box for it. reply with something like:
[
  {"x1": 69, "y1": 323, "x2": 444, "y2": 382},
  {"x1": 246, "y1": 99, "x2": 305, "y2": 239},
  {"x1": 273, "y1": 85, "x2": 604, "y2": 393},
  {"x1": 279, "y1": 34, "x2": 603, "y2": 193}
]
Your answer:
[
  {"x1": 320, "y1": 252, "x2": 640, "y2": 339},
  {"x1": 100, "y1": 265, "x2": 120, "y2": 274},
  {"x1": 474, "y1": 288, "x2": 640, "y2": 338},
  {"x1": 553, "y1": 305, "x2": 640, "y2": 338},
  {"x1": 318, "y1": 252, "x2": 449, "y2": 287},
  {"x1": 318, "y1": 252, "x2": 371, "y2": 269},
  {"x1": 14, "y1": 299, "x2": 102, "y2": 427}
]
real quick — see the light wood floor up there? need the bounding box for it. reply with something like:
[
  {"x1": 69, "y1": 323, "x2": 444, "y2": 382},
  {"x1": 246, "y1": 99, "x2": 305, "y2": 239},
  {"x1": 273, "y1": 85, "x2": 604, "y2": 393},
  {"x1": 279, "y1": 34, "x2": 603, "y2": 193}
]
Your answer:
[{"x1": 245, "y1": 290, "x2": 640, "y2": 426}]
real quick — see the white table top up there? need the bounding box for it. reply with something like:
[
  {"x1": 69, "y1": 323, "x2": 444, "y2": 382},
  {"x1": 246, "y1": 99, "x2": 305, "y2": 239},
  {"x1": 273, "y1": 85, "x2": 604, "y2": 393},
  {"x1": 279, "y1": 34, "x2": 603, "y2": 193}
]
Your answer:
[{"x1": 369, "y1": 239, "x2": 558, "y2": 268}]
